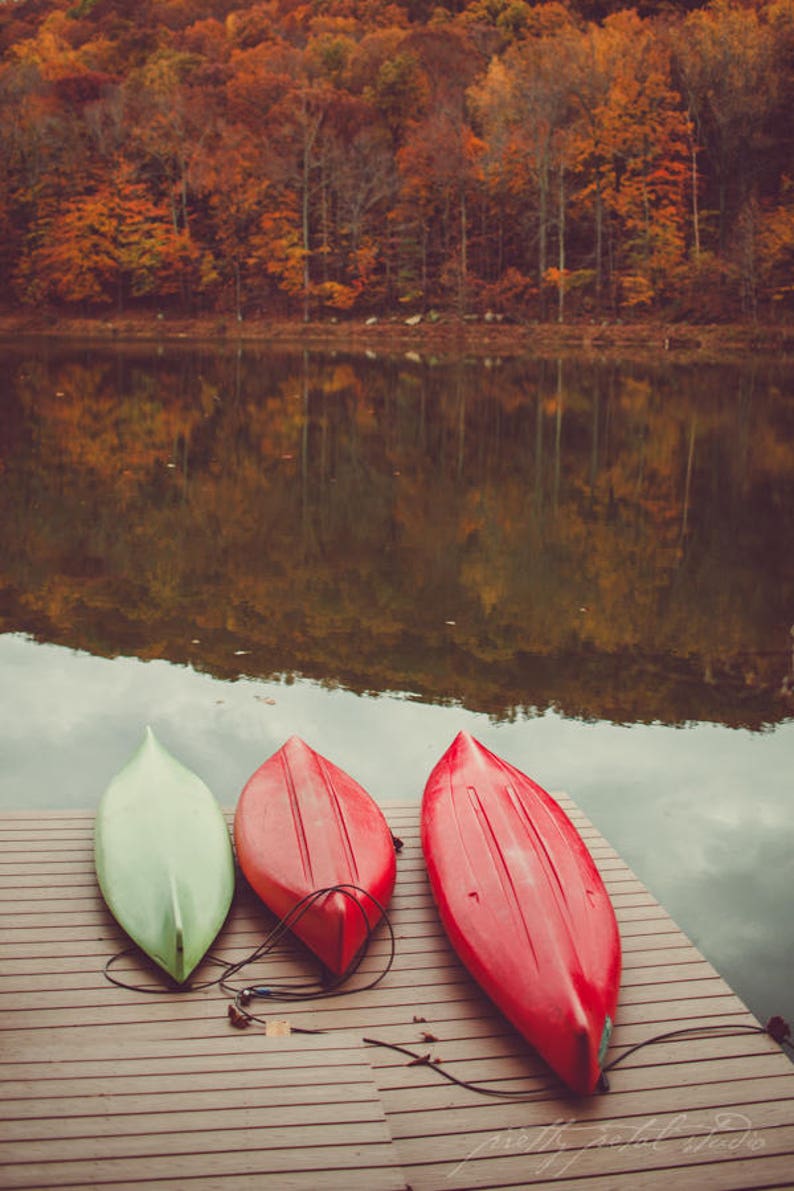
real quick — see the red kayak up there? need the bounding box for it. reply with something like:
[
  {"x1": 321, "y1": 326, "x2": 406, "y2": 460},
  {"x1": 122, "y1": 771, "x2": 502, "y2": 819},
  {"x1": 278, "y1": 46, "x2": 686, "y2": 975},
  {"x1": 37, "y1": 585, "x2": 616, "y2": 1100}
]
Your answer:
[
  {"x1": 421, "y1": 732, "x2": 621, "y2": 1095},
  {"x1": 234, "y1": 736, "x2": 396, "y2": 975}
]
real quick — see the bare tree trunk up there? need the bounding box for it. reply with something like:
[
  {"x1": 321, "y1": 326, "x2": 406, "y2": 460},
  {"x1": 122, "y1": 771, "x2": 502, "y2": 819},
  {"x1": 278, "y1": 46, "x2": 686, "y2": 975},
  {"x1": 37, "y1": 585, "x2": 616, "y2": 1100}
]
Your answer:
[
  {"x1": 538, "y1": 145, "x2": 549, "y2": 319},
  {"x1": 299, "y1": 90, "x2": 324, "y2": 325},
  {"x1": 302, "y1": 136, "x2": 311, "y2": 323},
  {"x1": 459, "y1": 185, "x2": 468, "y2": 316},
  {"x1": 320, "y1": 155, "x2": 329, "y2": 286},
  {"x1": 594, "y1": 167, "x2": 604, "y2": 311},
  {"x1": 690, "y1": 133, "x2": 701, "y2": 265},
  {"x1": 557, "y1": 160, "x2": 565, "y2": 324}
]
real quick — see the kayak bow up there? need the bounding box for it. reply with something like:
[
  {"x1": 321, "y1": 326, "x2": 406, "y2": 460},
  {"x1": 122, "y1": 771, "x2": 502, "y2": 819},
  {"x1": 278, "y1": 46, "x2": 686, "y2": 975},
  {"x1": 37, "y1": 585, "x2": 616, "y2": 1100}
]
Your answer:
[
  {"x1": 94, "y1": 727, "x2": 235, "y2": 983},
  {"x1": 421, "y1": 731, "x2": 621, "y2": 1095},
  {"x1": 234, "y1": 735, "x2": 396, "y2": 975}
]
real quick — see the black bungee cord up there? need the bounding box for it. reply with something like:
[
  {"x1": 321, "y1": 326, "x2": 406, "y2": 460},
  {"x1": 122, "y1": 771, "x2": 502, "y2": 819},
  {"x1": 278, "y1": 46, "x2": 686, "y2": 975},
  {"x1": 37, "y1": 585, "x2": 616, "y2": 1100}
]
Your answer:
[
  {"x1": 102, "y1": 883, "x2": 396, "y2": 1020},
  {"x1": 362, "y1": 1016, "x2": 794, "y2": 1101},
  {"x1": 221, "y1": 884, "x2": 396, "y2": 1025},
  {"x1": 103, "y1": 947, "x2": 233, "y2": 993},
  {"x1": 599, "y1": 1016, "x2": 794, "y2": 1081},
  {"x1": 361, "y1": 1035, "x2": 564, "y2": 1101}
]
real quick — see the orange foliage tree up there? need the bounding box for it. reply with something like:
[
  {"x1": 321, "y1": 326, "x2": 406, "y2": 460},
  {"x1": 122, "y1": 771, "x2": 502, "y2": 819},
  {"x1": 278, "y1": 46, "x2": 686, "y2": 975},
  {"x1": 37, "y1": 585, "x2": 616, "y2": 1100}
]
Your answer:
[
  {"x1": 586, "y1": 12, "x2": 691, "y2": 311},
  {"x1": 15, "y1": 165, "x2": 200, "y2": 308}
]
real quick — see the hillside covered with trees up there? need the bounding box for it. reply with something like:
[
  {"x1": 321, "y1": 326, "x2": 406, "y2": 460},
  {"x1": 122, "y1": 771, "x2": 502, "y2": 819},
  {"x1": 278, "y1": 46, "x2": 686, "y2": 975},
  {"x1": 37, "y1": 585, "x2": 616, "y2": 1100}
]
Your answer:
[{"x1": 2, "y1": 0, "x2": 794, "y2": 324}]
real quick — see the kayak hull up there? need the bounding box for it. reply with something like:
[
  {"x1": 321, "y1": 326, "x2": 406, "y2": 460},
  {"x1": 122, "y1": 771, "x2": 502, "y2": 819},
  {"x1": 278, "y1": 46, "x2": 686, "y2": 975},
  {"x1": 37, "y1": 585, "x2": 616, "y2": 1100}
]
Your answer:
[
  {"x1": 234, "y1": 735, "x2": 396, "y2": 975},
  {"x1": 94, "y1": 727, "x2": 235, "y2": 984},
  {"x1": 421, "y1": 732, "x2": 621, "y2": 1095}
]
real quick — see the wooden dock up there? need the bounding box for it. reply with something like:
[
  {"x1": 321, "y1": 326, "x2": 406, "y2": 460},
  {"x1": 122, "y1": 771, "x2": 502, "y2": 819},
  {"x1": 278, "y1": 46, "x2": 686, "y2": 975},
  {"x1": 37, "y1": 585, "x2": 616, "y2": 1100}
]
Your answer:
[{"x1": 2, "y1": 799, "x2": 793, "y2": 1190}]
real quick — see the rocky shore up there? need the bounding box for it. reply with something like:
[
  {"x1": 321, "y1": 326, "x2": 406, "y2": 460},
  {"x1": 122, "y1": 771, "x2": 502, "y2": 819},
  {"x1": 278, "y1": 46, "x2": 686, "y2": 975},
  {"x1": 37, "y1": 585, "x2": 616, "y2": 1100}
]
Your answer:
[{"x1": 1, "y1": 310, "x2": 793, "y2": 361}]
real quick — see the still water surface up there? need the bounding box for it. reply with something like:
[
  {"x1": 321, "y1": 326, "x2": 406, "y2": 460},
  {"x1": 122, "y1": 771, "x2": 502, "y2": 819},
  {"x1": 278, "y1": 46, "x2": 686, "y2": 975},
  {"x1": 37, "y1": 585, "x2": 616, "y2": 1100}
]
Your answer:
[{"x1": 1, "y1": 338, "x2": 793, "y2": 1034}]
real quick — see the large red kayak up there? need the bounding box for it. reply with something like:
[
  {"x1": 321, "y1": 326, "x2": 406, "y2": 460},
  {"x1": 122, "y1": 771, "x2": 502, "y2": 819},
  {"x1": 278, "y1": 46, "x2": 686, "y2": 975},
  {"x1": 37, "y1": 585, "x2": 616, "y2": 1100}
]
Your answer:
[
  {"x1": 421, "y1": 732, "x2": 621, "y2": 1095},
  {"x1": 234, "y1": 736, "x2": 397, "y2": 975}
]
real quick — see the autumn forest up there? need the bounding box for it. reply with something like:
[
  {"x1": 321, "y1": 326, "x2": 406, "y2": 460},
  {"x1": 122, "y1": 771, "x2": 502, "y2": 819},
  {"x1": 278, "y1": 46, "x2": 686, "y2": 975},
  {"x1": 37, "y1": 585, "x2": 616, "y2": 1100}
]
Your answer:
[{"x1": 2, "y1": 0, "x2": 794, "y2": 325}]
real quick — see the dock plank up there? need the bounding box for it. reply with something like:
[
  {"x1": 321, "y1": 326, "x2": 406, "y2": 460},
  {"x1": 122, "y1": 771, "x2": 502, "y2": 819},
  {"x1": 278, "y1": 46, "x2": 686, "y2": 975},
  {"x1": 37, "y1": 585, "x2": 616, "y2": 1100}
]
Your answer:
[{"x1": 1, "y1": 804, "x2": 793, "y2": 1190}]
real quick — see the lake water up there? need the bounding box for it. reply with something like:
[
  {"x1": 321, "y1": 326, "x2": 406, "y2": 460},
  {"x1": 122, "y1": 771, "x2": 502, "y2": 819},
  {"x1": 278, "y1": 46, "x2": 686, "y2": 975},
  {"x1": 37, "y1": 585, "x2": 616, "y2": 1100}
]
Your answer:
[{"x1": 1, "y1": 336, "x2": 792, "y2": 1035}]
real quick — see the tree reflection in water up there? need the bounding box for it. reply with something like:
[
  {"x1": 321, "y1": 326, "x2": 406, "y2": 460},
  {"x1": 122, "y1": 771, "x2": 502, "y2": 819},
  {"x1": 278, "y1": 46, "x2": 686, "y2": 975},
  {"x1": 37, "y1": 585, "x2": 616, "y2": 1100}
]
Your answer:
[{"x1": 1, "y1": 339, "x2": 793, "y2": 730}]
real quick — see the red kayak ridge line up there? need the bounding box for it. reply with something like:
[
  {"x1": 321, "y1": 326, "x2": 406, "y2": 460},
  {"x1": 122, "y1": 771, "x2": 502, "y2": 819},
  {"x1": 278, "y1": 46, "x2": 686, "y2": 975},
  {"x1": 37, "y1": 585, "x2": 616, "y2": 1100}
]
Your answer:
[{"x1": 421, "y1": 731, "x2": 622, "y2": 1095}]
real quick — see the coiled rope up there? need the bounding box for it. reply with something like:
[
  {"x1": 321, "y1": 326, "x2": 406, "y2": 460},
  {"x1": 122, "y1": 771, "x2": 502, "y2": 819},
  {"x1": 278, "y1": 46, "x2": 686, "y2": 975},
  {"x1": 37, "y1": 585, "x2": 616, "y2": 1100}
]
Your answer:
[{"x1": 103, "y1": 883, "x2": 396, "y2": 1019}]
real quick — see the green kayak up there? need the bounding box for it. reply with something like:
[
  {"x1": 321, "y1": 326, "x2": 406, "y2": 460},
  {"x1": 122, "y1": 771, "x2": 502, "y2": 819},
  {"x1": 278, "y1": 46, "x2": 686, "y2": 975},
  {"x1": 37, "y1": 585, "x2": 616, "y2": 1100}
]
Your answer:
[{"x1": 94, "y1": 727, "x2": 235, "y2": 983}]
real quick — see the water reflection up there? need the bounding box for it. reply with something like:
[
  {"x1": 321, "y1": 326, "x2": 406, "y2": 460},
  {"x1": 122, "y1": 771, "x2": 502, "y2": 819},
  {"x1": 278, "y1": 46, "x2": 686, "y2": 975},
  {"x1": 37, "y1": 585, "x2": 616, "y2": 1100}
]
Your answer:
[
  {"x1": 1, "y1": 339, "x2": 793, "y2": 728},
  {"x1": 1, "y1": 339, "x2": 793, "y2": 1034}
]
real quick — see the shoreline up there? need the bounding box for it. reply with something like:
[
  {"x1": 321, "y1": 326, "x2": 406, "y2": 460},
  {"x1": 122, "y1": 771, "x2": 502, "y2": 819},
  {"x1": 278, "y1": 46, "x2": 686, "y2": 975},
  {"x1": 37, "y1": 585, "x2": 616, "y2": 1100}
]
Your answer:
[{"x1": 1, "y1": 312, "x2": 793, "y2": 360}]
